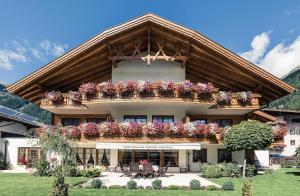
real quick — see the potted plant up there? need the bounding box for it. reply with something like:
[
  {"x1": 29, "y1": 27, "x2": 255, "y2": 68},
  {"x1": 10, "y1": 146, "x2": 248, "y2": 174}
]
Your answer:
[
  {"x1": 193, "y1": 82, "x2": 216, "y2": 100},
  {"x1": 79, "y1": 82, "x2": 97, "y2": 99},
  {"x1": 45, "y1": 91, "x2": 63, "y2": 105},
  {"x1": 99, "y1": 121, "x2": 121, "y2": 137},
  {"x1": 116, "y1": 80, "x2": 137, "y2": 97},
  {"x1": 236, "y1": 91, "x2": 253, "y2": 105},
  {"x1": 97, "y1": 80, "x2": 116, "y2": 98},
  {"x1": 176, "y1": 80, "x2": 195, "y2": 99},
  {"x1": 217, "y1": 91, "x2": 232, "y2": 105},
  {"x1": 143, "y1": 122, "x2": 165, "y2": 137},
  {"x1": 137, "y1": 80, "x2": 154, "y2": 97},
  {"x1": 68, "y1": 91, "x2": 82, "y2": 104},
  {"x1": 156, "y1": 80, "x2": 175, "y2": 97},
  {"x1": 80, "y1": 122, "x2": 99, "y2": 139}
]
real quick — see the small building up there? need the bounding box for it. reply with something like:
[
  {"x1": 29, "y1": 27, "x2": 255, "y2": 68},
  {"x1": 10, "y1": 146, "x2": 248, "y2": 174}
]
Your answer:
[
  {"x1": 0, "y1": 105, "x2": 43, "y2": 170},
  {"x1": 6, "y1": 14, "x2": 295, "y2": 171},
  {"x1": 262, "y1": 109, "x2": 300, "y2": 157}
]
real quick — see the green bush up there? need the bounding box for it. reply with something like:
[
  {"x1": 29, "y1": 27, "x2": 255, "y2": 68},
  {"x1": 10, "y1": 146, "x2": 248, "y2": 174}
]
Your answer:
[
  {"x1": 189, "y1": 179, "x2": 200, "y2": 190},
  {"x1": 127, "y1": 180, "x2": 137, "y2": 189},
  {"x1": 81, "y1": 168, "x2": 101, "y2": 178},
  {"x1": 245, "y1": 164, "x2": 256, "y2": 177},
  {"x1": 280, "y1": 158, "x2": 297, "y2": 168},
  {"x1": 48, "y1": 170, "x2": 69, "y2": 196},
  {"x1": 0, "y1": 160, "x2": 8, "y2": 170},
  {"x1": 137, "y1": 185, "x2": 144, "y2": 189},
  {"x1": 91, "y1": 179, "x2": 102, "y2": 189},
  {"x1": 151, "y1": 179, "x2": 162, "y2": 189},
  {"x1": 221, "y1": 163, "x2": 241, "y2": 177},
  {"x1": 204, "y1": 165, "x2": 222, "y2": 178},
  {"x1": 206, "y1": 185, "x2": 219, "y2": 190},
  {"x1": 222, "y1": 181, "x2": 234, "y2": 190},
  {"x1": 166, "y1": 185, "x2": 181, "y2": 190},
  {"x1": 264, "y1": 168, "x2": 273, "y2": 174},
  {"x1": 242, "y1": 180, "x2": 252, "y2": 196},
  {"x1": 109, "y1": 185, "x2": 124, "y2": 189},
  {"x1": 199, "y1": 163, "x2": 209, "y2": 174},
  {"x1": 34, "y1": 153, "x2": 50, "y2": 176}
]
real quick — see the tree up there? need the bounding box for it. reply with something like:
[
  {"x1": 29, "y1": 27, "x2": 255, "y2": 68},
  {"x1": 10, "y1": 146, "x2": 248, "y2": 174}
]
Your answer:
[
  {"x1": 38, "y1": 125, "x2": 75, "y2": 196},
  {"x1": 224, "y1": 120, "x2": 273, "y2": 177}
]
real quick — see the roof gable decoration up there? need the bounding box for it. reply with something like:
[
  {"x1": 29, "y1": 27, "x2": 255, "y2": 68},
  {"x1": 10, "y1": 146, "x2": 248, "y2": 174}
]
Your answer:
[{"x1": 6, "y1": 13, "x2": 295, "y2": 104}]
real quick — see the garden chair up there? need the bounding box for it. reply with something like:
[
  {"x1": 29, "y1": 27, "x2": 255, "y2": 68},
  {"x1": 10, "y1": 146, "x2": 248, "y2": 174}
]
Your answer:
[
  {"x1": 159, "y1": 161, "x2": 170, "y2": 177},
  {"x1": 119, "y1": 161, "x2": 130, "y2": 177},
  {"x1": 142, "y1": 162, "x2": 154, "y2": 178},
  {"x1": 130, "y1": 162, "x2": 141, "y2": 178}
]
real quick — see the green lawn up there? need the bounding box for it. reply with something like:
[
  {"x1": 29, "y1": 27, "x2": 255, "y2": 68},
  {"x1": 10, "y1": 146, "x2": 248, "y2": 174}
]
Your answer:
[{"x1": 0, "y1": 168, "x2": 299, "y2": 196}]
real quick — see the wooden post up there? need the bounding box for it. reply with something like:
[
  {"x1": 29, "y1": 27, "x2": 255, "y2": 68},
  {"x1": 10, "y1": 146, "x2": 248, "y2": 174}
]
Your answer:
[
  {"x1": 83, "y1": 148, "x2": 86, "y2": 168},
  {"x1": 25, "y1": 148, "x2": 29, "y2": 167},
  {"x1": 160, "y1": 151, "x2": 164, "y2": 166}
]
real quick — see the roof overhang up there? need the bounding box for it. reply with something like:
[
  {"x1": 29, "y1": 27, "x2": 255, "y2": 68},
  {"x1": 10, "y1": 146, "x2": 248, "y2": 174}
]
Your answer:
[{"x1": 7, "y1": 13, "x2": 295, "y2": 105}]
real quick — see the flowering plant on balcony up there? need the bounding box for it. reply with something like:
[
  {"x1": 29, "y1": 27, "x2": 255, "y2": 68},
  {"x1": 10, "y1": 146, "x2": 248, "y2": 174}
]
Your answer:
[
  {"x1": 79, "y1": 82, "x2": 97, "y2": 97},
  {"x1": 99, "y1": 121, "x2": 121, "y2": 136},
  {"x1": 269, "y1": 121, "x2": 288, "y2": 141},
  {"x1": 116, "y1": 80, "x2": 137, "y2": 97},
  {"x1": 176, "y1": 80, "x2": 195, "y2": 98},
  {"x1": 143, "y1": 121, "x2": 165, "y2": 137},
  {"x1": 64, "y1": 126, "x2": 81, "y2": 139},
  {"x1": 69, "y1": 91, "x2": 82, "y2": 103},
  {"x1": 45, "y1": 91, "x2": 63, "y2": 104},
  {"x1": 217, "y1": 91, "x2": 232, "y2": 105},
  {"x1": 193, "y1": 82, "x2": 216, "y2": 99},
  {"x1": 156, "y1": 80, "x2": 175, "y2": 97},
  {"x1": 120, "y1": 122, "x2": 143, "y2": 137},
  {"x1": 97, "y1": 81, "x2": 116, "y2": 97},
  {"x1": 137, "y1": 80, "x2": 154, "y2": 96},
  {"x1": 184, "y1": 122, "x2": 197, "y2": 137},
  {"x1": 80, "y1": 122, "x2": 99, "y2": 138},
  {"x1": 236, "y1": 91, "x2": 252, "y2": 105},
  {"x1": 167, "y1": 122, "x2": 187, "y2": 137},
  {"x1": 204, "y1": 123, "x2": 219, "y2": 137}
]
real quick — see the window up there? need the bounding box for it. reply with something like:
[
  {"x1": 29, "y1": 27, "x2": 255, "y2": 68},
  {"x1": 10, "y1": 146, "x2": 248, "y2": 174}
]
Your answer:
[
  {"x1": 192, "y1": 119, "x2": 207, "y2": 124},
  {"x1": 17, "y1": 147, "x2": 40, "y2": 167},
  {"x1": 215, "y1": 119, "x2": 233, "y2": 127},
  {"x1": 193, "y1": 149, "x2": 207, "y2": 163},
  {"x1": 290, "y1": 130, "x2": 295, "y2": 135},
  {"x1": 87, "y1": 118, "x2": 106, "y2": 124},
  {"x1": 62, "y1": 118, "x2": 81, "y2": 126},
  {"x1": 218, "y1": 149, "x2": 232, "y2": 163},
  {"x1": 17, "y1": 147, "x2": 26, "y2": 165},
  {"x1": 291, "y1": 118, "x2": 300, "y2": 123},
  {"x1": 164, "y1": 150, "x2": 179, "y2": 167},
  {"x1": 152, "y1": 115, "x2": 174, "y2": 123},
  {"x1": 124, "y1": 115, "x2": 147, "y2": 123},
  {"x1": 118, "y1": 150, "x2": 132, "y2": 166},
  {"x1": 290, "y1": 140, "x2": 296, "y2": 145}
]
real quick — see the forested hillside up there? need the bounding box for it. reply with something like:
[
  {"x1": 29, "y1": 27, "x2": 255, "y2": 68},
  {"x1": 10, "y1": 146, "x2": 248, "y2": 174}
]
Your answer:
[
  {"x1": 0, "y1": 84, "x2": 51, "y2": 124},
  {"x1": 269, "y1": 67, "x2": 300, "y2": 110}
]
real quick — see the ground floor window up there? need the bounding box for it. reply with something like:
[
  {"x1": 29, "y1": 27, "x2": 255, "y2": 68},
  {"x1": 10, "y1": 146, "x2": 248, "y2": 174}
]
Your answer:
[
  {"x1": 218, "y1": 149, "x2": 232, "y2": 163},
  {"x1": 76, "y1": 148, "x2": 110, "y2": 167},
  {"x1": 193, "y1": 149, "x2": 207, "y2": 163},
  {"x1": 118, "y1": 150, "x2": 178, "y2": 167},
  {"x1": 17, "y1": 147, "x2": 40, "y2": 167}
]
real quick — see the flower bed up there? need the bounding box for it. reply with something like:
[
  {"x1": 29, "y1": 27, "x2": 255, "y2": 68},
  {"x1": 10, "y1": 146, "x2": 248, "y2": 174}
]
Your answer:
[{"x1": 43, "y1": 80, "x2": 256, "y2": 106}]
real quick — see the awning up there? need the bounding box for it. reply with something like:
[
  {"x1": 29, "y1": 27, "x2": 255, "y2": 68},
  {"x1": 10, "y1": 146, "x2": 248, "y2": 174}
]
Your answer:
[{"x1": 96, "y1": 142, "x2": 201, "y2": 150}]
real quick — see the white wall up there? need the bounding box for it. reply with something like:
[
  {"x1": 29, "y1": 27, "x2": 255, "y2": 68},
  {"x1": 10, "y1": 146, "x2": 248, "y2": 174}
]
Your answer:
[
  {"x1": 112, "y1": 59, "x2": 185, "y2": 82},
  {"x1": 4, "y1": 138, "x2": 39, "y2": 170}
]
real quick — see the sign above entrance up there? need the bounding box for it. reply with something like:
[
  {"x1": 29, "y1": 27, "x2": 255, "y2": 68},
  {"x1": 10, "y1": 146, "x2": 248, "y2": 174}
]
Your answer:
[{"x1": 96, "y1": 142, "x2": 201, "y2": 150}]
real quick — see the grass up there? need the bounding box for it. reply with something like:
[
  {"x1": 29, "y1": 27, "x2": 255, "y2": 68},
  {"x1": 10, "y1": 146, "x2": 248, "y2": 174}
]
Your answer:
[{"x1": 0, "y1": 168, "x2": 299, "y2": 196}]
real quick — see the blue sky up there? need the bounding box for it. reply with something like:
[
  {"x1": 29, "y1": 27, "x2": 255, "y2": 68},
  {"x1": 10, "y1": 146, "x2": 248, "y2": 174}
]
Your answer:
[{"x1": 1, "y1": 0, "x2": 300, "y2": 84}]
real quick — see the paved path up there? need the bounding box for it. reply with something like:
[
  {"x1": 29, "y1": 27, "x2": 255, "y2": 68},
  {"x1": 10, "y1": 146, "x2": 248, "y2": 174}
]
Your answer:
[{"x1": 95, "y1": 172, "x2": 220, "y2": 187}]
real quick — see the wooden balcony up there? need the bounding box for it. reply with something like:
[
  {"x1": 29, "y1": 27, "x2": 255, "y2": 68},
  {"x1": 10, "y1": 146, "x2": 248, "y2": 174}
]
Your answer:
[{"x1": 40, "y1": 92, "x2": 261, "y2": 115}]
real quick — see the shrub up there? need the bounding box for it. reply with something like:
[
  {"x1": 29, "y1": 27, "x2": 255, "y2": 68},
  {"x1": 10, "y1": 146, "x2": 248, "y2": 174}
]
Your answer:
[
  {"x1": 264, "y1": 168, "x2": 273, "y2": 174},
  {"x1": 222, "y1": 181, "x2": 234, "y2": 190},
  {"x1": 242, "y1": 180, "x2": 252, "y2": 196},
  {"x1": 221, "y1": 163, "x2": 241, "y2": 177},
  {"x1": 199, "y1": 163, "x2": 208, "y2": 174},
  {"x1": 166, "y1": 185, "x2": 181, "y2": 190},
  {"x1": 145, "y1": 186, "x2": 153, "y2": 190},
  {"x1": 204, "y1": 165, "x2": 222, "y2": 178},
  {"x1": 137, "y1": 185, "x2": 144, "y2": 189},
  {"x1": 280, "y1": 158, "x2": 297, "y2": 168},
  {"x1": 109, "y1": 185, "x2": 124, "y2": 189},
  {"x1": 206, "y1": 185, "x2": 219, "y2": 190},
  {"x1": 81, "y1": 168, "x2": 101, "y2": 178},
  {"x1": 0, "y1": 160, "x2": 8, "y2": 170},
  {"x1": 127, "y1": 180, "x2": 137, "y2": 189},
  {"x1": 152, "y1": 179, "x2": 162, "y2": 189},
  {"x1": 91, "y1": 179, "x2": 102, "y2": 189},
  {"x1": 34, "y1": 153, "x2": 50, "y2": 176},
  {"x1": 245, "y1": 164, "x2": 256, "y2": 177},
  {"x1": 48, "y1": 170, "x2": 68, "y2": 196},
  {"x1": 189, "y1": 179, "x2": 201, "y2": 190}
]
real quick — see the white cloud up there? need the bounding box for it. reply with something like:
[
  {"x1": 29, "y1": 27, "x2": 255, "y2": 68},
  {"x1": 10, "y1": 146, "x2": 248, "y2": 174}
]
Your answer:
[
  {"x1": 0, "y1": 39, "x2": 68, "y2": 70},
  {"x1": 240, "y1": 32, "x2": 300, "y2": 78},
  {"x1": 40, "y1": 40, "x2": 68, "y2": 57},
  {"x1": 239, "y1": 32, "x2": 270, "y2": 64},
  {"x1": 0, "y1": 49, "x2": 27, "y2": 70}
]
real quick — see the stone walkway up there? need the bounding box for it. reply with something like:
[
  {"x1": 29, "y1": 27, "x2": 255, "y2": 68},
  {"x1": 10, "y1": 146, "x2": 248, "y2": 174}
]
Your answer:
[{"x1": 95, "y1": 172, "x2": 220, "y2": 187}]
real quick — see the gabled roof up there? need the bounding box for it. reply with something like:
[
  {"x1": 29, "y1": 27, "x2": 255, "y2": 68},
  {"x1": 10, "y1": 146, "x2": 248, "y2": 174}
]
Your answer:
[{"x1": 7, "y1": 13, "x2": 295, "y2": 104}]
